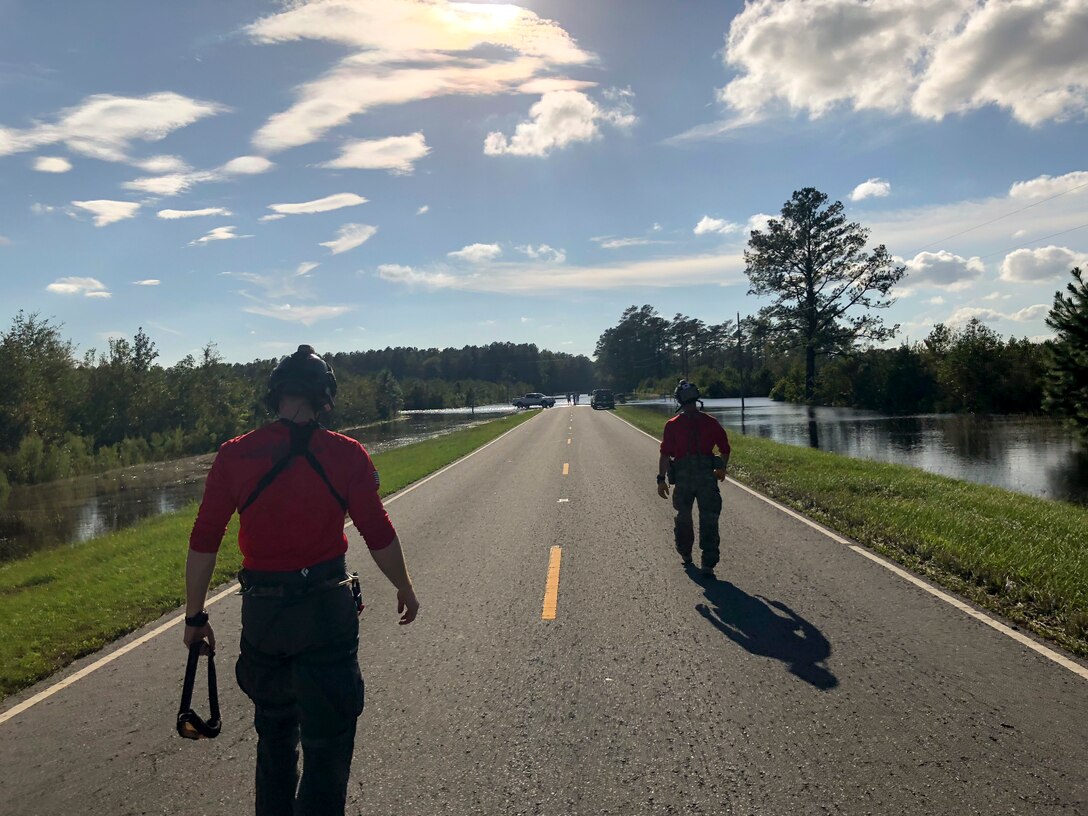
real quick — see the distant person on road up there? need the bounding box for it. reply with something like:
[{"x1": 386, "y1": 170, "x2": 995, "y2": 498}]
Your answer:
[
  {"x1": 657, "y1": 380, "x2": 730, "y2": 579},
  {"x1": 183, "y1": 344, "x2": 420, "y2": 816}
]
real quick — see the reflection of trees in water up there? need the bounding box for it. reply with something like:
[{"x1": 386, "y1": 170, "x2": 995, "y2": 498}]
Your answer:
[
  {"x1": 1044, "y1": 447, "x2": 1088, "y2": 505},
  {"x1": 886, "y1": 416, "x2": 925, "y2": 453},
  {"x1": 940, "y1": 414, "x2": 1000, "y2": 462}
]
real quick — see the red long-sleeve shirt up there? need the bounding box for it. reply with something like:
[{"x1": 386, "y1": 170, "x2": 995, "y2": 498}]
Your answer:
[
  {"x1": 189, "y1": 420, "x2": 396, "y2": 571},
  {"x1": 660, "y1": 411, "x2": 731, "y2": 460}
]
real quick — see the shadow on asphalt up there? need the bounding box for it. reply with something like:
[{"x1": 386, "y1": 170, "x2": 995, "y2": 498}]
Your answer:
[{"x1": 689, "y1": 568, "x2": 839, "y2": 691}]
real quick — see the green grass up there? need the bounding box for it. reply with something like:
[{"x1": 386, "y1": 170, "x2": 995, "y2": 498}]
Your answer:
[
  {"x1": 617, "y1": 406, "x2": 1088, "y2": 657},
  {"x1": 0, "y1": 411, "x2": 536, "y2": 698}
]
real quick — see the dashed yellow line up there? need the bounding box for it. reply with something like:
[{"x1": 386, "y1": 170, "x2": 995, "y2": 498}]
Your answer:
[
  {"x1": 541, "y1": 546, "x2": 563, "y2": 620},
  {"x1": 567, "y1": 438, "x2": 571, "y2": 445},
  {"x1": 562, "y1": 462, "x2": 569, "y2": 475}
]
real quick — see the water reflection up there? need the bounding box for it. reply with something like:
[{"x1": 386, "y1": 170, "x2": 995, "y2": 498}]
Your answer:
[
  {"x1": 634, "y1": 397, "x2": 1087, "y2": 506},
  {"x1": 0, "y1": 406, "x2": 515, "y2": 562}
]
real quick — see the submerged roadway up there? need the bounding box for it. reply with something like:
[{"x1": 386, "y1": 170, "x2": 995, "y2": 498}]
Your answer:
[{"x1": 1, "y1": 405, "x2": 1086, "y2": 815}]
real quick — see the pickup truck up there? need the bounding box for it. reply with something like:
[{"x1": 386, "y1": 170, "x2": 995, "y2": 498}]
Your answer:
[{"x1": 512, "y1": 392, "x2": 556, "y2": 409}]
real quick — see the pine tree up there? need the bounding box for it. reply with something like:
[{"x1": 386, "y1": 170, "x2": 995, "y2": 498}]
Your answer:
[{"x1": 1042, "y1": 267, "x2": 1088, "y2": 437}]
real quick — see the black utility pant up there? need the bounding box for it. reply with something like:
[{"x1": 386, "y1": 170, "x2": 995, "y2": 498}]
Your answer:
[
  {"x1": 235, "y1": 558, "x2": 364, "y2": 816},
  {"x1": 671, "y1": 457, "x2": 723, "y2": 570}
]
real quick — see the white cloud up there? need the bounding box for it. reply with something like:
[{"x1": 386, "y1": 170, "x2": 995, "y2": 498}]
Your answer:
[
  {"x1": 517, "y1": 244, "x2": 566, "y2": 263},
  {"x1": 135, "y1": 155, "x2": 189, "y2": 174},
  {"x1": 71, "y1": 199, "x2": 140, "y2": 227},
  {"x1": 269, "y1": 193, "x2": 367, "y2": 215},
  {"x1": 448, "y1": 243, "x2": 502, "y2": 263},
  {"x1": 244, "y1": 302, "x2": 354, "y2": 325},
  {"x1": 31, "y1": 203, "x2": 56, "y2": 215},
  {"x1": 296, "y1": 262, "x2": 319, "y2": 276},
  {"x1": 747, "y1": 213, "x2": 775, "y2": 233},
  {"x1": 46, "y1": 276, "x2": 109, "y2": 296},
  {"x1": 157, "y1": 207, "x2": 232, "y2": 219},
  {"x1": 133, "y1": 279, "x2": 160, "y2": 286},
  {"x1": 946, "y1": 303, "x2": 1051, "y2": 326},
  {"x1": 0, "y1": 92, "x2": 225, "y2": 162},
  {"x1": 33, "y1": 156, "x2": 72, "y2": 173},
  {"x1": 260, "y1": 214, "x2": 286, "y2": 222},
  {"x1": 374, "y1": 249, "x2": 747, "y2": 293},
  {"x1": 982, "y1": 291, "x2": 1011, "y2": 301},
  {"x1": 903, "y1": 250, "x2": 985, "y2": 291},
  {"x1": 999, "y1": 245, "x2": 1087, "y2": 283},
  {"x1": 123, "y1": 171, "x2": 214, "y2": 197},
  {"x1": 850, "y1": 178, "x2": 891, "y2": 201},
  {"x1": 248, "y1": 0, "x2": 591, "y2": 153},
  {"x1": 1010, "y1": 304, "x2": 1049, "y2": 321},
  {"x1": 484, "y1": 89, "x2": 635, "y2": 157},
  {"x1": 416, "y1": 205, "x2": 429, "y2": 215},
  {"x1": 190, "y1": 225, "x2": 252, "y2": 245},
  {"x1": 85, "y1": 291, "x2": 112, "y2": 299},
  {"x1": 322, "y1": 133, "x2": 430, "y2": 173},
  {"x1": 320, "y1": 223, "x2": 377, "y2": 254},
  {"x1": 220, "y1": 155, "x2": 274, "y2": 175},
  {"x1": 695, "y1": 0, "x2": 1088, "y2": 135},
  {"x1": 592, "y1": 236, "x2": 670, "y2": 249},
  {"x1": 927, "y1": 296, "x2": 945, "y2": 305},
  {"x1": 693, "y1": 216, "x2": 740, "y2": 236},
  {"x1": 1008, "y1": 170, "x2": 1088, "y2": 199}
]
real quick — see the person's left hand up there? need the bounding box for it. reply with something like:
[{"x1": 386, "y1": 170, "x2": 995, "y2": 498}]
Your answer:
[{"x1": 657, "y1": 481, "x2": 669, "y2": 499}]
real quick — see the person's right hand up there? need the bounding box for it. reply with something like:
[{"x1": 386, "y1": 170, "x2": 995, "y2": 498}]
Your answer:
[
  {"x1": 183, "y1": 622, "x2": 215, "y2": 655},
  {"x1": 657, "y1": 481, "x2": 669, "y2": 499},
  {"x1": 397, "y1": 586, "x2": 420, "y2": 625}
]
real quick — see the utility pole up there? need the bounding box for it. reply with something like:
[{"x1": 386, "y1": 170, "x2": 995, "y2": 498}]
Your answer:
[{"x1": 737, "y1": 311, "x2": 746, "y2": 423}]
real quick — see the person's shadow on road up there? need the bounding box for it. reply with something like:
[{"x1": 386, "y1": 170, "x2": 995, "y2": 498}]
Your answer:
[{"x1": 689, "y1": 568, "x2": 839, "y2": 690}]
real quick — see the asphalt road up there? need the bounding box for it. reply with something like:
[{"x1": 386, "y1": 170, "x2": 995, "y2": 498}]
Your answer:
[{"x1": 1, "y1": 406, "x2": 1086, "y2": 815}]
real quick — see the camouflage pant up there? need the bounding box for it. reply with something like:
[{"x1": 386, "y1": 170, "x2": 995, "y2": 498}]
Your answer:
[{"x1": 672, "y1": 468, "x2": 723, "y2": 569}]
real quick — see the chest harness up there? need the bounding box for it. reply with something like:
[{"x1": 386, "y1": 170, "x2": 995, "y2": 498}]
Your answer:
[{"x1": 240, "y1": 420, "x2": 348, "y2": 514}]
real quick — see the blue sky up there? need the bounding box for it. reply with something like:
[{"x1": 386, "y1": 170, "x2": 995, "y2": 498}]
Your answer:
[{"x1": 2, "y1": 0, "x2": 1086, "y2": 364}]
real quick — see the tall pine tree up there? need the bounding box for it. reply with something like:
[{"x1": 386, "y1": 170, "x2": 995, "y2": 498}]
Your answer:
[{"x1": 1043, "y1": 267, "x2": 1088, "y2": 437}]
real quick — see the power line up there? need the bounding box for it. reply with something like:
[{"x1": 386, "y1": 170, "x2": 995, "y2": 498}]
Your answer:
[
  {"x1": 976, "y1": 222, "x2": 1088, "y2": 262},
  {"x1": 908, "y1": 179, "x2": 1088, "y2": 257}
]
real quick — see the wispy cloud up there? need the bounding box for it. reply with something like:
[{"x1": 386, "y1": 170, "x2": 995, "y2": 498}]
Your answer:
[
  {"x1": 123, "y1": 154, "x2": 275, "y2": 198},
  {"x1": 71, "y1": 199, "x2": 140, "y2": 226},
  {"x1": 268, "y1": 193, "x2": 367, "y2": 216},
  {"x1": 157, "y1": 207, "x2": 232, "y2": 219},
  {"x1": 190, "y1": 225, "x2": 252, "y2": 245},
  {"x1": 517, "y1": 244, "x2": 565, "y2": 263},
  {"x1": 247, "y1": 0, "x2": 591, "y2": 153},
  {"x1": 46, "y1": 276, "x2": 110, "y2": 296},
  {"x1": 322, "y1": 133, "x2": 430, "y2": 173},
  {"x1": 416, "y1": 205, "x2": 429, "y2": 215},
  {"x1": 243, "y1": 301, "x2": 354, "y2": 325},
  {"x1": 132, "y1": 279, "x2": 160, "y2": 286},
  {"x1": 0, "y1": 92, "x2": 225, "y2": 162},
  {"x1": 320, "y1": 223, "x2": 377, "y2": 255}
]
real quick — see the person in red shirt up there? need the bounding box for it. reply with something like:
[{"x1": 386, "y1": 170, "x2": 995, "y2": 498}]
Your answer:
[
  {"x1": 183, "y1": 344, "x2": 419, "y2": 816},
  {"x1": 657, "y1": 380, "x2": 731, "y2": 578}
]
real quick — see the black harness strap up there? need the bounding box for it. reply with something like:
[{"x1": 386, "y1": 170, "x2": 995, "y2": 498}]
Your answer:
[
  {"x1": 240, "y1": 421, "x2": 348, "y2": 514},
  {"x1": 177, "y1": 642, "x2": 221, "y2": 739}
]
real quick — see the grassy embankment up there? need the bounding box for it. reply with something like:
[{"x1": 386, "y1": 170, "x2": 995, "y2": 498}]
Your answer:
[
  {"x1": 0, "y1": 411, "x2": 536, "y2": 698},
  {"x1": 617, "y1": 405, "x2": 1088, "y2": 658}
]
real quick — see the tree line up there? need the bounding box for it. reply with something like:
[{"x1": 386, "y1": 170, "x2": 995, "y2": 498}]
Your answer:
[{"x1": 0, "y1": 314, "x2": 595, "y2": 490}]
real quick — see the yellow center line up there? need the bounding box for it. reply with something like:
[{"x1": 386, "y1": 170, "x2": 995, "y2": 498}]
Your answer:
[
  {"x1": 541, "y1": 546, "x2": 562, "y2": 620},
  {"x1": 567, "y1": 438, "x2": 571, "y2": 445},
  {"x1": 562, "y1": 462, "x2": 569, "y2": 475}
]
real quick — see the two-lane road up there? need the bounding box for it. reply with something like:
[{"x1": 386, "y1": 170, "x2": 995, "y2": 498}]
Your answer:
[{"x1": 1, "y1": 406, "x2": 1085, "y2": 814}]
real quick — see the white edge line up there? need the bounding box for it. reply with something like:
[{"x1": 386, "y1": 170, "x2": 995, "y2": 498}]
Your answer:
[
  {"x1": 1, "y1": 413, "x2": 541, "y2": 725},
  {"x1": 609, "y1": 411, "x2": 1088, "y2": 681}
]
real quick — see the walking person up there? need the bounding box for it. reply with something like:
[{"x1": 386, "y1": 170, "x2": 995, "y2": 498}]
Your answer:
[
  {"x1": 656, "y1": 380, "x2": 730, "y2": 578},
  {"x1": 183, "y1": 344, "x2": 420, "y2": 815}
]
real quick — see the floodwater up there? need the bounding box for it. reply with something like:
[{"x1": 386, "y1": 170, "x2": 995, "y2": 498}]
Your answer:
[
  {"x1": 0, "y1": 407, "x2": 515, "y2": 562},
  {"x1": 633, "y1": 397, "x2": 1088, "y2": 506}
]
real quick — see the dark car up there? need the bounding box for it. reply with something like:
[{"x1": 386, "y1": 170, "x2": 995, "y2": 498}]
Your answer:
[{"x1": 591, "y1": 389, "x2": 615, "y2": 410}]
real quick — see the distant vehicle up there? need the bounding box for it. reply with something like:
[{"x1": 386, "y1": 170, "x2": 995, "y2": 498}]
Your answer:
[
  {"x1": 591, "y1": 389, "x2": 615, "y2": 410},
  {"x1": 513, "y1": 392, "x2": 556, "y2": 409}
]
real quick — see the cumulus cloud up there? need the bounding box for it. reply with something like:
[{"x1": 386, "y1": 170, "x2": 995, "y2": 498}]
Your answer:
[
  {"x1": 46, "y1": 276, "x2": 110, "y2": 296},
  {"x1": 269, "y1": 193, "x2": 367, "y2": 216},
  {"x1": 322, "y1": 133, "x2": 430, "y2": 173},
  {"x1": 189, "y1": 225, "x2": 252, "y2": 245},
  {"x1": 946, "y1": 303, "x2": 1050, "y2": 326},
  {"x1": 320, "y1": 223, "x2": 377, "y2": 255},
  {"x1": 484, "y1": 89, "x2": 635, "y2": 157},
  {"x1": 1011, "y1": 304, "x2": 1049, "y2": 321},
  {"x1": 448, "y1": 243, "x2": 502, "y2": 263},
  {"x1": 220, "y1": 155, "x2": 274, "y2": 175},
  {"x1": 157, "y1": 207, "x2": 232, "y2": 219},
  {"x1": 517, "y1": 244, "x2": 565, "y2": 263},
  {"x1": 1000, "y1": 245, "x2": 1087, "y2": 282},
  {"x1": 33, "y1": 156, "x2": 72, "y2": 173},
  {"x1": 680, "y1": 0, "x2": 1088, "y2": 138},
  {"x1": 133, "y1": 279, "x2": 160, "y2": 286},
  {"x1": 247, "y1": 0, "x2": 590, "y2": 152},
  {"x1": 1008, "y1": 170, "x2": 1088, "y2": 199},
  {"x1": 377, "y1": 263, "x2": 461, "y2": 288},
  {"x1": 850, "y1": 178, "x2": 891, "y2": 201},
  {"x1": 0, "y1": 92, "x2": 225, "y2": 162},
  {"x1": 693, "y1": 216, "x2": 741, "y2": 236},
  {"x1": 903, "y1": 250, "x2": 985, "y2": 291},
  {"x1": 71, "y1": 199, "x2": 140, "y2": 227}
]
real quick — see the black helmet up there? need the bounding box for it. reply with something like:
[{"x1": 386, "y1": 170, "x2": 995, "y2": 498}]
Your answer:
[
  {"x1": 265, "y1": 345, "x2": 337, "y2": 413},
  {"x1": 674, "y1": 379, "x2": 700, "y2": 405}
]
